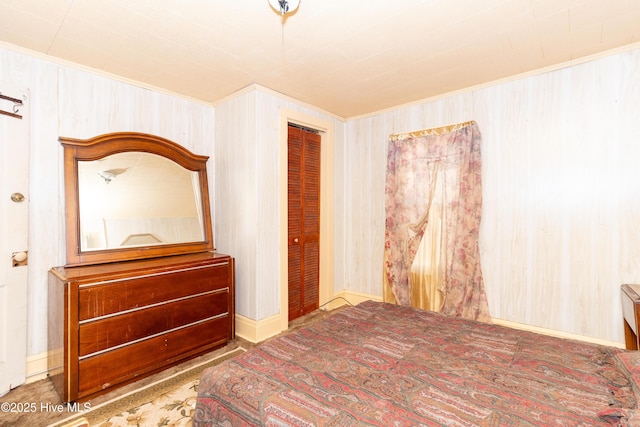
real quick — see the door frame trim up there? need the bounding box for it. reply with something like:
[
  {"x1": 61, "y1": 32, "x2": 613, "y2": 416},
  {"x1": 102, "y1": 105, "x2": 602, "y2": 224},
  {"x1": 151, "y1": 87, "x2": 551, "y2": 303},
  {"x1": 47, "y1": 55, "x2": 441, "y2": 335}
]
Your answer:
[{"x1": 278, "y1": 109, "x2": 334, "y2": 332}]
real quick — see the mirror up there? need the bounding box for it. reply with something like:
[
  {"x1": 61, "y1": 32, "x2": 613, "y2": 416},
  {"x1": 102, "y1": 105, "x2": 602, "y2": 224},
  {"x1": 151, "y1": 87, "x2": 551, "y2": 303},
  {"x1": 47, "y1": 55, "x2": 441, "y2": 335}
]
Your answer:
[
  {"x1": 77, "y1": 152, "x2": 205, "y2": 251},
  {"x1": 61, "y1": 132, "x2": 214, "y2": 266}
]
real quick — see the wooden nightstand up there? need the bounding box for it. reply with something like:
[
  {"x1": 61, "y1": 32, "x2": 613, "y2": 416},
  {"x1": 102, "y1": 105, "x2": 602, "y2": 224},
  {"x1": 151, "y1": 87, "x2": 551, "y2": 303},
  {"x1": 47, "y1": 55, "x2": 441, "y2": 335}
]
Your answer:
[{"x1": 621, "y1": 284, "x2": 640, "y2": 350}]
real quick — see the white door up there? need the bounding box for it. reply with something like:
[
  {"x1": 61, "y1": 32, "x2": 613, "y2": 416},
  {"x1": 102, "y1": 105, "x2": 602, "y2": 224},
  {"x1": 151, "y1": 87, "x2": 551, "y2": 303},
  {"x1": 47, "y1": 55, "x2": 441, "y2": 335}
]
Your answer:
[{"x1": 0, "y1": 83, "x2": 29, "y2": 396}]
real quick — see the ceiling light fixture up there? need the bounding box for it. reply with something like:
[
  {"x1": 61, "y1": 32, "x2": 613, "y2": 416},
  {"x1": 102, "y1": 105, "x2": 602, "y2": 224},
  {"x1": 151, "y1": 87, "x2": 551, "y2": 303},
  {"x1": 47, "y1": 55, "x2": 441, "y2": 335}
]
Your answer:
[{"x1": 268, "y1": 0, "x2": 300, "y2": 18}]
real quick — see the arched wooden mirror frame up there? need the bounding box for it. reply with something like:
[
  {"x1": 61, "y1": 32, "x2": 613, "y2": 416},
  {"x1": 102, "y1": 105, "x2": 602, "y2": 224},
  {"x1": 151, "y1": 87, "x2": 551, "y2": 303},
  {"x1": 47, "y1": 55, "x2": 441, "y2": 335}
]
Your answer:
[{"x1": 61, "y1": 132, "x2": 214, "y2": 266}]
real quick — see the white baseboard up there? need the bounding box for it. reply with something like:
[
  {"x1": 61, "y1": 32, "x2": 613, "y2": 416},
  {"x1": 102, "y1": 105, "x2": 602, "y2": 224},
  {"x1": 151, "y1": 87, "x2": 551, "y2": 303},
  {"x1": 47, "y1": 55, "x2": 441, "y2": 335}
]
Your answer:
[
  {"x1": 491, "y1": 318, "x2": 624, "y2": 348},
  {"x1": 235, "y1": 312, "x2": 283, "y2": 344},
  {"x1": 25, "y1": 351, "x2": 49, "y2": 383}
]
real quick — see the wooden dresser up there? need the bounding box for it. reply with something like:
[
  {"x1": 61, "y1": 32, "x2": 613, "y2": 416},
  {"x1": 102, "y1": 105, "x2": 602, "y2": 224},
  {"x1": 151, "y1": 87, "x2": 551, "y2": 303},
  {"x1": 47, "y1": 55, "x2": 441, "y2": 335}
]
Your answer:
[{"x1": 48, "y1": 251, "x2": 234, "y2": 402}]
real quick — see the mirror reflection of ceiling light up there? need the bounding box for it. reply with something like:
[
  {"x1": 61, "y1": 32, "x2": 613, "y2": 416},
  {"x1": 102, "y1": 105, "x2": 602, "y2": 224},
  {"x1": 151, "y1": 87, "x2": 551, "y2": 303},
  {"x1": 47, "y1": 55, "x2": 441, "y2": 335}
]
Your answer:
[
  {"x1": 98, "y1": 168, "x2": 127, "y2": 184},
  {"x1": 98, "y1": 171, "x2": 116, "y2": 183}
]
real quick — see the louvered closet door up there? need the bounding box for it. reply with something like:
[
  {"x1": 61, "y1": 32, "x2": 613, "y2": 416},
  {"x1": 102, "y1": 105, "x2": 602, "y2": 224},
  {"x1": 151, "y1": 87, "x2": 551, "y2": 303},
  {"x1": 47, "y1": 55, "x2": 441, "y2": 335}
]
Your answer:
[{"x1": 288, "y1": 125, "x2": 321, "y2": 321}]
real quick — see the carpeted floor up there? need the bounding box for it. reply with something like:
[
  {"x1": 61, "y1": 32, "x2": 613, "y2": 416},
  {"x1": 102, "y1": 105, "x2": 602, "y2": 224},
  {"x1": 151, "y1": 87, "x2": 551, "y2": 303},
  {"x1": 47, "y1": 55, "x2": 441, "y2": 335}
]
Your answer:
[{"x1": 0, "y1": 306, "x2": 342, "y2": 427}]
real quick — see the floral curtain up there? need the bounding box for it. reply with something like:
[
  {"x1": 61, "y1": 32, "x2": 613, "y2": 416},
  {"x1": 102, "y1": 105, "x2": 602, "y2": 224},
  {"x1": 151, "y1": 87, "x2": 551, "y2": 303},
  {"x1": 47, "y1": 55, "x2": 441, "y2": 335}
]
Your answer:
[{"x1": 383, "y1": 120, "x2": 490, "y2": 322}]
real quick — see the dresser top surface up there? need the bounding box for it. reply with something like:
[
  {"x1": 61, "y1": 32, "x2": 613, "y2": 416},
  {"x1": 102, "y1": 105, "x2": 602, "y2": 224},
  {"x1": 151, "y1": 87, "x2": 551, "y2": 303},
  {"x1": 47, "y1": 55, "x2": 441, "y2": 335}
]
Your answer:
[{"x1": 50, "y1": 251, "x2": 231, "y2": 281}]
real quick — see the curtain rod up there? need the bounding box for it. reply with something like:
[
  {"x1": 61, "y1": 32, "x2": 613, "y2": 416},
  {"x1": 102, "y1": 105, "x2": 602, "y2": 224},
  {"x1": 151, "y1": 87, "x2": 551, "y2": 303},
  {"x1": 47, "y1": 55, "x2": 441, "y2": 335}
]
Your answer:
[{"x1": 389, "y1": 120, "x2": 476, "y2": 142}]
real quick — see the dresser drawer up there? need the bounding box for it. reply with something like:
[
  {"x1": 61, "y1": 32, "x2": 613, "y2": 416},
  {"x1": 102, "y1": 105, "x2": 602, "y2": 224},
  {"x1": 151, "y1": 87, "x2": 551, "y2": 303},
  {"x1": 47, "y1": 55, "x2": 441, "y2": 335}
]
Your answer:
[
  {"x1": 78, "y1": 289, "x2": 229, "y2": 357},
  {"x1": 77, "y1": 315, "x2": 229, "y2": 397},
  {"x1": 78, "y1": 262, "x2": 230, "y2": 321}
]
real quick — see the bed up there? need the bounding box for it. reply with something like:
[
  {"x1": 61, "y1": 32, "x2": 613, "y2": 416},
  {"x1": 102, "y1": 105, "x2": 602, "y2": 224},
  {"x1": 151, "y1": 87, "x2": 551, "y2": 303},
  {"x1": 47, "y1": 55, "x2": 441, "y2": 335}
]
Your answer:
[{"x1": 194, "y1": 301, "x2": 640, "y2": 426}]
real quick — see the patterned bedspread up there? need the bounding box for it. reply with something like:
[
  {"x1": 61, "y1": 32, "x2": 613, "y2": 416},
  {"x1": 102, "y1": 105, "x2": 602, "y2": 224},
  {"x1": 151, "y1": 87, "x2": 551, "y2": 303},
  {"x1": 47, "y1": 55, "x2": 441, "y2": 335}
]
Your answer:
[{"x1": 194, "y1": 301, "x2": 640, "y2": 426}]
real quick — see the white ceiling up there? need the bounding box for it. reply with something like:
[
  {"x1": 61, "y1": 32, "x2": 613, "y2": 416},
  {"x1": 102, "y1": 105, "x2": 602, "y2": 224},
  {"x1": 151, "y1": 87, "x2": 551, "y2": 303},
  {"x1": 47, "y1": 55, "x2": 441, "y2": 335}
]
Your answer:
[{"x1": 1, "y1": 0, "x2": 639, "y2": 118}]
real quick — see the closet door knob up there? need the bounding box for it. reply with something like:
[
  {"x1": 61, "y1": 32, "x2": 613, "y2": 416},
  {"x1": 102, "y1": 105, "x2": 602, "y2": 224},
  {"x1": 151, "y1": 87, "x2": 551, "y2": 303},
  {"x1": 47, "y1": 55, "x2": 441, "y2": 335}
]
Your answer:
[{"x1": 293, "y1": 238, "x2": 299, "y2": 243}]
